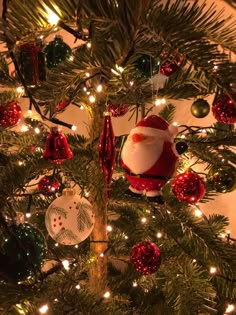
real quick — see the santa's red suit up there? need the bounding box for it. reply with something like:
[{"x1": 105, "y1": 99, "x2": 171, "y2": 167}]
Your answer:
[{"x1": 120, "y1": 115, "x2": 179, "y2": 197}]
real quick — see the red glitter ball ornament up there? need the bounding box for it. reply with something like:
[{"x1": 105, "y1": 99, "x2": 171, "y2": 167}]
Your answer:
[
  {"x1": 159, "y1": 52, "x2": 183, "y2": 77},
  {"x1": 212, "y1": 93, "x2": 236, "y2": 124},
  {"x1": 38, "y1": 175, "x2": 60, "y2": 195},
  {"x1": 107, "y1": 103, "x2": 129, "y2": 117},
  {"x1": 0, "y1": 102, "x2": 22, "y2": 128},
  {"x1": 43, "y1": 127, "x2": 73, "y2": 164},
  {"x1": 171, "y1": 171, "x2": 206, "y2": 203},
  {"x1": 130, "y1": 241, "x2": 161, "y2": 275}
]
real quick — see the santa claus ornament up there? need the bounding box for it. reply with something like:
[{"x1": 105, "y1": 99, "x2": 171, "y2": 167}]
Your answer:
[{"x1": 120, "y1": 115, "x2": 179, "y2": 200}]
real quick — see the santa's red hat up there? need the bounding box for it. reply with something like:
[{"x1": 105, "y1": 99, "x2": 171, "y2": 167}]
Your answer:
[{"x1": 131, "y1": 115, "x2": 178, "y2": 139}]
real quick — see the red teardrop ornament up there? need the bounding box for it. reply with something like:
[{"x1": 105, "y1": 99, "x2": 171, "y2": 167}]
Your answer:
[{"x1": 99, "y1": 112, "x2": 116, "y2": 197}]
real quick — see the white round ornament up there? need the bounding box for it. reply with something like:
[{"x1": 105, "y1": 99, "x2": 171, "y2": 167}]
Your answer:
[{"x1": 45, "y1": 188, "x2": 95, "y2": 245}]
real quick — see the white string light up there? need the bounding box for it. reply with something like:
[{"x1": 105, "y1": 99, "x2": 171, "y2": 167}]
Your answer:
[
  {"x1": 75, "y1": 284, "x2": 81, "y2": 290},
  {"x1": 62, "y1": 260, "x2": 70, "y2": 270},
  {"x1": 141, "y1": 217, "x2": 147, "y2": 224},
  {"x1": 156, "y1": 232, "x2": 162, "y2": 239},
  {"x1": 96, "y1": 84, "x2": 103, "y2": 93},
  {"x1": 132, "y1": 281, "x2": 138, "y2": 287},
  {"x1": 45, "y1": 5, "x2": 60, "y2": 25},
  {"x1": 225, "y1": 304, "x2": 235, "y2": 314},
  {"x1": 209, "y1": 266, "x2": 217, "y2": 274},
  {"x1": 38, "y1": 304, "x2": 49, "y2": 314},
  {"x1": 194, "y1": 209, "x2": 202, "y2": 218},
  {"x1": 107, "y1": 225, "x2": 112, "y2": 232},
  {"x1": 71, "y1": 125, "x2": 77, "y2": 131},
  {"x1": 20, "y1": 125, "x2": 29, "y2": 132},
  {"x1": 34, "y1": 127, "x2": 40, "y2": 134},
  {"x1": 89, "y1": 95, "x2": 96, "y2": 103},
  {"x1": 103, "y1": 291, "x2": 111, "y2": 299},
  {"x1": 86, "y1": 42, "x2": 92, "y2": 49}
]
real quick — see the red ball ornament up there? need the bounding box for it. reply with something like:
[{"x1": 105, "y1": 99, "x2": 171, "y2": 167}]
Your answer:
[
  {"x1": 107, "y1": 103, "x2": 129, "y2": 117},
  {"x1": 38, "y1": 175, "x2": 60, "y2": 195},
  {"x1": 130, "y1": 241, "x2": 161, "y2": 275},
  {"x1": 172, "y1": 171, "x2": 206, "y2": 203},
  {"x1": 43, "y1": 127, "x2": 73, "y2": 164},
  {"x1": 0, "y1": 102, "x2": 22, "y2": 128},
  {"x1": 159, "y1": 52, "x2": 183, "y2": 77},
  {"x1": 212, "y1": 93, "x2": 236, "y2": 124}
]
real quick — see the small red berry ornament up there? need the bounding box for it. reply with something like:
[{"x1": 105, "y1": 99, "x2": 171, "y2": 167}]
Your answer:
[
  {"x1": 38, "y1": 175, "x2": 60, "y2": 195},
  {"x1": 107, "y1": 103, "x2": 129, "y2": 117},
  {"x1": 0, "y1": 102, "x2": 22, "y2": 128},
  {"x1": 212, "y1": 93, "x2": 236, "y2": 124},
  {"x1": 171, "y1": 171, "x2": 206, "y2": 203},
  {"x1": 130, "y1": 241, "x2": 161, "y2": 275}
]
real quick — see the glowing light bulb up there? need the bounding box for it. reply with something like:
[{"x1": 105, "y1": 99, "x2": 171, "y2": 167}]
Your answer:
[
  {"x1": 89, "y1": 95, "x2": 96, "y2": 103},
  {"x1": 129, "y1": 81, "x2": 134, "y2": 86},
  {"x1": 172, "y1": 121, "x2": 178, "y2": 126},
  {"x1": 107, "y1": 225, "x2": 112, "y2": 232},
  {"x1": 18, "y1": 161, "x2": 24, "y2": 166},
  {"x1": 16, "y1": 86, "x2": 25, "y2": 94},
  {"x1": 39, "y1": 304, "x2": 49, "y2": 314},
  {"x1": 21, "y1": 125, "x2": 29, "y2": 132},
  {"x1": 54, "y1": 243, "x2": 59, "y2": 247},
  {"x1": 100, "y1": 253, "x2": 104, "y2": 257},
  {"x1": 225, "y1": 304, "x2": 235, "y2": 313},
  {"x1": 75, "y1": 284, "x2": 81, "y2": 290},
  {"x1": 83, "y1": 87, "x2": 87, "y2": 92},
  {"x1": 154, "y1": 99, "x2": 161, "y2": 106},
  {"x1": 85, "y1": 72, "x2": 90, "y2": 77},
  {"x1": 141, "y1": 217, "x2": 147, "y2": 223},
  {"x1": 86, "y1": 42, "x2": 92, "y2": 48},
  {"x1": 74, "y1": 244, "x2": 79, "y2": 249},
  {"x1": 103, "y1": 291, "x2": 110, "y2": 299},
  {"x1": 96, "y1": 84, "x2": 103, "y2": 93},
  {"x1": 156, "y1": 232, "x2": 162, "y2": 239},
  {"x1": 45, "y1": 5, "x2": 60, "y2": 25},
  {"x1": 62, "y1": 260, "x2": 70, "y2": 270},
  {"x1": 194, "y1": 209, "x2": 202, "y2": 217},
  {"x1": 34, "y1": 127, "x2": 40, "y2": 134},
  {"x1": 71, "y1": 125, "x2": 77, "y2": 131},
  {"x1": 26, "y1": 213, "x2": 31, "y2": 218},
  {"x1": 209, "y1": 266, "x2": 217, "y2": 274},
  {"x1": 133, "y1": 281, "x2": 138, "y2": 287}
]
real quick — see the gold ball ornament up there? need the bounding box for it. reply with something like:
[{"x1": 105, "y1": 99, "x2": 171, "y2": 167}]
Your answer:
[{"x1": 45, "y1": 188, "x2": 95, "y2": 245}]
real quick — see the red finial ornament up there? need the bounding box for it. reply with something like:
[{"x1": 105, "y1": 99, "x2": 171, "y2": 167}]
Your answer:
[
  {"x1": 43, "y1": 127, "x2": 73, "y2": 164},
  {"x1": 99, "y1": 111, "x2": 116, "y2": 198}
]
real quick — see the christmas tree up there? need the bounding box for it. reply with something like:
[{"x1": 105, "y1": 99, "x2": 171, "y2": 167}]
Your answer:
[{"x1": 0, "y1": 0, "x2": 235, "y2": 314}]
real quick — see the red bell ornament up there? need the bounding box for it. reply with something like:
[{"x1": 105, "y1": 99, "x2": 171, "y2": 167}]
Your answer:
[
  {"x1": 43, "y1": 127, "x2": 73, "y2": 164},
  {"x1": 99, "y1": 111, "x2": 116, "y2": 197}
]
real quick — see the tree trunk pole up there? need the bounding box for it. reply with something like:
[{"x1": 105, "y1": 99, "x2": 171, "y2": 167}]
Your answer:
[{"x1": 88, "y1": 102, "x2": 108, "y2": 293}]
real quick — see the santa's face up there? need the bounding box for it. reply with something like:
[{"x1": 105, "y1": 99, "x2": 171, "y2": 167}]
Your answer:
[{"x1": 121, "y1": 129, "x2": 165, "y2": 174}]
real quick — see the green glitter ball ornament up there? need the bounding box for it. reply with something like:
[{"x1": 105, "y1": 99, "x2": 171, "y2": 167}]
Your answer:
[
  {"x1": 44, "y1": 35, "x2": 72, "y2": 69},
  {"x1": 135, "y1": 55, "x2": 159, "y2": 78},
  {"x1": 0, "y1": 223, "x2": 46, "y2": 282}
]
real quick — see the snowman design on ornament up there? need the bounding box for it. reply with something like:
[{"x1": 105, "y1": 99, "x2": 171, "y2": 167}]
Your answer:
[{"x1": 120, "y1": 115, "x2": 179, "y2": 202}]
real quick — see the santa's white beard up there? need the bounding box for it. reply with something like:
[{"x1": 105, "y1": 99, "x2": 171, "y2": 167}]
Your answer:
[{"x1": 121, "y1": 138, "x2": 164, "y2": 174}]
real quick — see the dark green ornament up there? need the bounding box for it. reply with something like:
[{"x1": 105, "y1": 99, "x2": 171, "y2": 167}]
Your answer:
[
  {"x1": 44, "y1": 35, "x2": 72, "y2": 69},
  {"x1": 191, "y1": 99, "x2": 210, "y2": 118},
  {"x1": 207, "y1": 165, "x2": 236, "y2": 193},
  {"x1": 0, "y1": 224, "x2": 46, "y2": 282},
  {"x1": 135, "y1": 55, "x2": 159, "y2": 78},
  {"x1": 176, "y1": 141, "x2": 188, "y2": 155}
]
